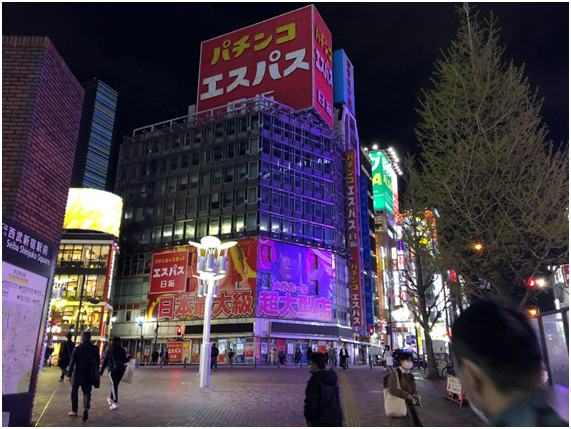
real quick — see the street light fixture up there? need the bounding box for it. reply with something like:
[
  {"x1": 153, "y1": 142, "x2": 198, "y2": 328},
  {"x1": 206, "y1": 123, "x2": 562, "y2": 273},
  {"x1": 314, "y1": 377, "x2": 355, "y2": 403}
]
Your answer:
[
  {"x1": 188, "y1": 236, "x2": 236, "y2": 389},
  {"x1": 474, "y1": 243, "x2": 483, "y2": 251}
]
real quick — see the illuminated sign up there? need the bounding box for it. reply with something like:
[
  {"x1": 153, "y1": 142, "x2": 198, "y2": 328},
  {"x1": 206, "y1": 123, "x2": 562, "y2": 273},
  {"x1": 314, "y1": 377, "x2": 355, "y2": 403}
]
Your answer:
[
  {"x1": 359, "y1": 175, "x2": 371, "y2": 271},
  {"x1": 148, "y1": 250, "x2": 188, "y2": 295},
  {"x1": 197, "y1": 5, "x2": 334, "y2": 128},
  {"x1": 256, "y1": 239, "x2": 334, "y2": 322},
  {"x1": 346, "y1": 149, "x2": 363, "y2": 328},
  {"x1": 333, "y1": 49, "x2": 355, "y2": 117},
  {"x1": 369, "y1": 151, "x2": 394, "y2": 216},
  {"x1": 63, "y1": 188, "x2": 122, "y2": 237}
]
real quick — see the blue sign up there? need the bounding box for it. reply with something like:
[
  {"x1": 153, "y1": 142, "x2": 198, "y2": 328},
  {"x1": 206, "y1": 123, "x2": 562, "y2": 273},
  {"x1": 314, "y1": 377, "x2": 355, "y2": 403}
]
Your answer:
[
  {"x1": 359, "y1": 175, "x2": 371, "y2": 270},
  {"x1": 363, "y1": 277, "x2": 374, "y2": 330},
  {"x1": 333, "y1": 49, "x2": 356, "y2": 117}
]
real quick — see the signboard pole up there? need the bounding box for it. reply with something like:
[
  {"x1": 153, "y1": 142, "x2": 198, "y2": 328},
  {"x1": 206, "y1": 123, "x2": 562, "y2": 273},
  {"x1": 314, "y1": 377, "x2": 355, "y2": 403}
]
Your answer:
[
  {"x1": 199, "y1": 278, "x2": 214, "y2": 389},
  {"x1": 73, "y1": 274, "x2": 87, "y2": 343}
]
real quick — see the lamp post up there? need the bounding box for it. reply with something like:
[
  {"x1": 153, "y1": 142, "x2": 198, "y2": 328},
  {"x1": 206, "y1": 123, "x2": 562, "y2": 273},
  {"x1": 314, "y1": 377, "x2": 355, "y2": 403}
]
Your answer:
[{"x1": 188, "y1": 236, "x2": 236, "y2": 389}]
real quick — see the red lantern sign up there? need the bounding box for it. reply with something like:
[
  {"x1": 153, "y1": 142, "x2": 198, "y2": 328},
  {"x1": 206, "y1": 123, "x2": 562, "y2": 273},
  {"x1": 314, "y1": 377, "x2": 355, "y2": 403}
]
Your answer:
[{"x1": 87, "y1": 313, "x2": 95, "y2": 324}]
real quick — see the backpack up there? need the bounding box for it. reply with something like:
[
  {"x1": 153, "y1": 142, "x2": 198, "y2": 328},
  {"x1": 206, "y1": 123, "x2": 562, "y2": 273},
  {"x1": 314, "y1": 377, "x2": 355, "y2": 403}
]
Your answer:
[{"x1": 383, "y1": 369, "x2": 402, "y2": 389}]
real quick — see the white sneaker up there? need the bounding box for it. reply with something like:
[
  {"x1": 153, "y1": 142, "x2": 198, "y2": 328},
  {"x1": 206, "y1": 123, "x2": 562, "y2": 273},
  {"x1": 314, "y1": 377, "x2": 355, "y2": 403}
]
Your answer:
[
  {"x1": 110, "y1": 403, "x2": 118, "y2": 410},
  {"x1": 107, "y1": 398, "x2": 113, "y2": 407}
]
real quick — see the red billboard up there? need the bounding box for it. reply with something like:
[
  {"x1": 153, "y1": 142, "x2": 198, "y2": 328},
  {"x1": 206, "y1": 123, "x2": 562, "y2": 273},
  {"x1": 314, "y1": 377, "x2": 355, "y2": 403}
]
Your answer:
[
  {"x1": 146, "y1": 239, "x2": 258, "y2": 321},
  {"x1": 167, "y1": 341, "x2": 183, "y2": 362},
  {"x1": 197, "y1": 5, "x2": 333, "y2": 128},
  {"x1": 148, "y1": 250, "x2": 188, "y2": 295},
  {"x1": 346, "y1": 149, "x2": 363, "y2": 328}
]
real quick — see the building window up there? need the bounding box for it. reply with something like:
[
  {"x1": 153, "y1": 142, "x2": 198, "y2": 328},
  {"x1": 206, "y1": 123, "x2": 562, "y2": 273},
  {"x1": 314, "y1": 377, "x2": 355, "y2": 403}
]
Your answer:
[
  {"x1": 179, "y1": 176, "x2": 188, "y2": 192},
  {"x1": 163, "y1": 225, "x2": 173, "y2": 241},
  {"x1": 191, "y1": 151, "x2": 201, "y2": 166},
  {"x1": 215, "y1": 123, "x2": 224, "y2": 139},
  {"x1": 249, "y1": 137, "x2": 259, "y2": 154},
  {"x1": 226, "y1": 142, "x2": 235, "y2": 159},
  {"x1": 260, "y1": 212, "x2": 269, "y2": 231},
  {"x1": 141, "y1": 228, "x2": 151, "y2": 245},
  {"x1": 309, "y1": 280, "x2": 318, "y2": 295},
  {"x1": 221, "y1": 215, "x2": 232, "y2": 234},
  {"x1": 304, "y1": 201, "x2": 312, "y2": 216},
  {"x1": 250, "y1": 113, "x2": 260, "y2": 129},
  {"x1": 209, "y1": 218, "x2": 220, "y2": 236},
  {"x1": 248, "y1": 162, "x2": 258, "y2": 179},
  {"x1": 260, "y1": 187, "x2": 270, "y2": 205},
  {"x1": 234, "y1": 214, "x2": 245, "y2": 233},
  {"x1": 152, "y1": 226, "x2": 162, "y2": 243},
  {"x1": 159, "y1": 158, "x2": 168, "y2": 173},
  {"x1": 197, "y1": 219, "x2": 208, "y2": 238},
  {"x1": 261, "y1": 245, "x2": 272, "y2": 262},
  {"x1": 238, "y1": 117, "x2": 247, "y2": 133},
  {"x1": 174, "y1": 223, "x2": 184, "y2": 240},
  {"x1": 176, "y1": 198, "x2": 186, "y2": 216},
  {"x1": 294, "y1": 199, "x2": 302, "y2": 213},
  {"x1": 271, "y1": 192, "x2": 281, "y2": 209},
  {"x1": 224, "y1": 166, "x2": 234, "y2": 183},
  {"x1": 212, "y1": 169, "x2": 222, "y2": 186},
  {"x1": 237, "y1": 140, "x2": 247, "y2": 156},
  {"x1": 125, "y1": 310, "x2": 132, "y2": 322},
  {"x1": 237, "y1": 164, "x2": 247, "y2": 181},
  {"x1": 227, "y1": 119, "x2": 236, "y2": 136},
  {"x1": 261, "y1": 162, "x2": 270, "y2": 180},
  {"x1": 213, "y1": 145, "x2": 223, "y2": 162},
  {"x1": 223, "y1": 191, "x2": 233, "y2": 209},
  {"x1": 309, "y1": 254, "x2": 318, "y2": 269},
  {"x1": 260, "y1": 273, "x2": 270, "y2": 290},
  {"x1": 155, "y1": 202, "x2": 164, "y2": 219},
  {"x1": 247, "y1": 187, "x2": 257, "y2": 204},
  {"x1": 200, "y1": 171, "x2": 211, "y2": 187},
  {"x1": 168, "y1": 177, "x2": 177, "y2": 193},
  {"x1": 180, "y1": 153, "x2": 189, "y2": 169},
  {"x1": 235, "y1": 188, "x2": 246, "y2": 205},
  {"x1": 170, "y1": 155, "x2": 179, "y2": 170},
  {"x1": 184, "y1": 221, "x2": 195, "y2": 240},
  {"x1": 203, "y1": 148, "x2": 211, "y2": 163},
  {"x1": 157, "y1": 179, "x2": 166, "y2": 195},
  {"x1": 271, "y1": 216, "x2": 281, "y2": 232},
  {"x1": 199, "y1": 195, "x2": 209, "y2": 212},
  {"x1": 246, "y1": 212, "x2": 257, "y2": 230},
  {"x1": 194, "y1": 129, "x2": 202, "y2": 144},
  {"x1": 283, "y1": 196, "x2": 291, "y2": 211},
  {"x1": 165, "y1": 201, "x2": 175, "y2": 217},
  {"x1": 304, "y1": 223, "x2": 312, "y2": 237},
  {"x1": 189, "y1": 173, "x2": 199, "y2": 189},
  {"x1": 211, "y1": 193, "x2": 220, "y2": 210}
]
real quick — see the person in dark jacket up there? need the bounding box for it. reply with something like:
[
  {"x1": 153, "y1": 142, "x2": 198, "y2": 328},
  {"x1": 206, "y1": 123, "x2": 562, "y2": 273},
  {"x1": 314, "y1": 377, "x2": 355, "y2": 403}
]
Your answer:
[
  {"x1": 304, "y1": 352, "x2": 343, "y2": 427},
  {"x1": 228, "y1": 348, "x2": 234, "y2": 368},
  {"x1": 278, "y1": 348, "x2": 285, "y2": 366},
  {"x1": 211, "y1": 344, "x2": 219, "y2": 371},
  {"x1": 306, "y1": 346, "x2": 314, "y2": 364},
  {"x1": 67, "y1": 331, "x2": 100, "y2": 422},
  {"x1": 163, "y1": 348, "x2": 169, "y2": 365},
  {"x1": 294, "y1": 349, "x2": 301, "y2": 365},
  {"x1": 58, "y1": 333, "x2": 75, "y2": 382},
  {"x1": 100, "y1": 336, "x2": 129, "y2": 410},
  {"x1": 151, "y1": 349, "x2": 159, "y2": 366},
  {"x1": 339, "y1": 345, "x2": 349, "y2": 370}
]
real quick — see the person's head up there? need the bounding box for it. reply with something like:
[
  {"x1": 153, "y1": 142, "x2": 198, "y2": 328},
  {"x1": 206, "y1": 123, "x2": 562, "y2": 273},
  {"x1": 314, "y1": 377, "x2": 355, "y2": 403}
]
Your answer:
[
  {"x1": 309, "y1": 352, "x2": 327, "y2": 373},
  {"x1": 399, "y1": 352, "x2": 413, "y2": 370},
  {"x1": 275, "y1": 248, "x2": 302, "y2": 282},
  {"x1": 111, "y1": 336, "x2": 121, "y2": 348},
  {"x1": 80, "y1": 331, "x2": 91, "y2": 342},
  {"x1": 66, "y1": 333, "x2": 72, "y2": 341},
  {"x1": 451, "y1": 297, "x2": 543, "y2": 423}
]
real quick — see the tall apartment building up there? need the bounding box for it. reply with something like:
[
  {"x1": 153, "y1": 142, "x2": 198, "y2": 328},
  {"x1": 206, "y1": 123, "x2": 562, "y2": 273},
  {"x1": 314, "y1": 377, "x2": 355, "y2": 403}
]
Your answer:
[{"x1": 71, "y1": 78, "x2": 118, "y2": 190}]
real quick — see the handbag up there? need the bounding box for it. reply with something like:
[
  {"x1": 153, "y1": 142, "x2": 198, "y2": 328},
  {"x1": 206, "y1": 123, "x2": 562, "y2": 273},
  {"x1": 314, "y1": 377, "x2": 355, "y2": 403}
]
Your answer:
[
  {"x1": 383, "y1": 370, "x2": 407, "y2": 417},
  {"x1": 90, "y1": 348, "x2": 101, "y2": 389},
  {"x1": 123, "y1": 359, "x2": 135, "y2": 384}
]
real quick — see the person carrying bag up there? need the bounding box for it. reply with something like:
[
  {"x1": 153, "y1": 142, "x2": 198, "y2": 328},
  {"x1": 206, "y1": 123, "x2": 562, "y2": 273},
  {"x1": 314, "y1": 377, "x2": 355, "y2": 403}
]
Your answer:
[{"x1": 384, "y1": 352, "x2": 422, "y2": 426}]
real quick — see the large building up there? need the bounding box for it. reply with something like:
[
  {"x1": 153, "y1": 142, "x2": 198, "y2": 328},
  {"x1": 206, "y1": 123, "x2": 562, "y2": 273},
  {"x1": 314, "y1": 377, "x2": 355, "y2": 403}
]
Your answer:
[
  {"x1": 71, "y1": 78, "x2": 118, "y2": 190},
  {"x1": 2, "y1": 35, "x2": 84, "y2": 427}
]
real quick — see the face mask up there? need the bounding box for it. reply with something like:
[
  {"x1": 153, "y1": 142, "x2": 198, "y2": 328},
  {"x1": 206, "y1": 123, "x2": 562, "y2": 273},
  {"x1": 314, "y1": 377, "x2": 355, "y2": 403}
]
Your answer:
[{"x1": 403, "y1": 361, "x2": 413, "y2": 370}]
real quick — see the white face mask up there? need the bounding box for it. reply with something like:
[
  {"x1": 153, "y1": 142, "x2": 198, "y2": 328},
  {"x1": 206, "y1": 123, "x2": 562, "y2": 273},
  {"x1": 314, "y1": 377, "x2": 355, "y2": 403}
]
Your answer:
[{"x1": 403, "y1": 361, "x2": 413, "y2": 370}]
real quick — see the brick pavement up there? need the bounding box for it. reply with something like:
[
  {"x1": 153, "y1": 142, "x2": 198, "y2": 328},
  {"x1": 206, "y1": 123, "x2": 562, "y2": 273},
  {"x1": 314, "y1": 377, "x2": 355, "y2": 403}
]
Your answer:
[{"x1": 32, "y1": 364, "x2": 483, "y2": 427}]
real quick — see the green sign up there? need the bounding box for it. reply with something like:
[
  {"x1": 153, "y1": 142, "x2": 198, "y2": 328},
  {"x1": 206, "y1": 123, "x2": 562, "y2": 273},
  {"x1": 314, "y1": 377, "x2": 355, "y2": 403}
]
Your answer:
[{"x1": 370, "y1": 151, "x2": 393, "y2": 216}]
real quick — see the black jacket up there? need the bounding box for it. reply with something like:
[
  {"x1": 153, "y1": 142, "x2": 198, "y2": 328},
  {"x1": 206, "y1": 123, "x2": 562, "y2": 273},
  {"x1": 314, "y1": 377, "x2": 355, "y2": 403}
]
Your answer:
[
  {"x1": 58, "y1": 339, "x2": 75, "y2": 368},
  {"x1": 211, "y1": 346, "x2": 219, "y2": 357},
  {"x1": 100, "y1": 347, "x2": 129, "y2": 375},
  {"x1": 68, "y1": 341, "x2": 100, "y2": 386},
  {"x1": 304, "y1": 370, "x2": 343, "y2": 426}
]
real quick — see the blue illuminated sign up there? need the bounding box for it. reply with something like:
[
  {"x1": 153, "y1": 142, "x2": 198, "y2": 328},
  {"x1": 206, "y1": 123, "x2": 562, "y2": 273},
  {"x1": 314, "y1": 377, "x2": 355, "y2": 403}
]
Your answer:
[{"x1": 333, "y1": 49, "x2": 356, "y2": 117}]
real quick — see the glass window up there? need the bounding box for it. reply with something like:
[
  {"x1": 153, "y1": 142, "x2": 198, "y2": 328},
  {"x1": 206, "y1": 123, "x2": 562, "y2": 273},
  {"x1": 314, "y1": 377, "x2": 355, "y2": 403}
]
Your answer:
[
  {"x1": 168, "y1": 177, "x2": 177, "y2": 193},
  {"x1": 246, "y1": 212, "x2": 257, "y2": 230},
  {"x1": 201, "y1": 171, "x2": 211, "y2": 187},
  {"x1": 213, "y1": 145, "x2": 223, "y2": 162},
  {"x1": 163, "y1": 136, "x2": 172, "y2": 151},
  {"x1": 144, "y1": 205, "x2": 153, "y2": 220},
  {"x1": 165, "y1": 200, "x2": 175, "y2": 217},
  {"x1": 159, "y1": 158, "x2": 168, "y2": 173},
  {"x1": 249, "y1": 137, "x2": 259, "y2": 154},
  {"x1": 237, "y1": 164, "x2": 247, "y2": 181},
  {"x1": 294, "y1": 173, "x2": 301, "y2": 189},
  {"x1": 247, "y1": 187, "x2": 257, "y2": 204},
  {"x1": 323, "y1": 159, "x2": 331, "y2": 175},
  {"x1": 304, "y1": 201, "x2": 312, "y2": 216},
  {"x1": 248, "y1": 162, "x2": 258, "y2": 179},
  {"x1": 314, "y1": 226, "x2": 323, "y2": 240},
  {"x1": 223, "y1": 191, "x2": 233, "y2": 208},
  {"x1": 174, "y1": 134, "x2": 182, "y2": 149},
  {"x1": 203, "y1": 148, "x2": 211, "y2": 163},
  {"x1": 238, "y1": 141, "x2": 247, "y2": 156},
  {"x1": 205, "y1": 126, "x2": 213, "y2": 141},
  {"x1": 199, "y1": 195, "x2": 209, "y2": 212},
  {"x1": 135, "y1": 207, "x2": 143, "y2": 222},
  {"x1": 236, "y1": 188, "x2": 246, "y2": 205},
  {"x1": 271, "y1": 216, "x2": 281, "y2": 232},
  {"x1": 324, "y1": 205, "x2": 333, "y2": 221},
  {"x1": 226, "y1": 143, "x2": 235, "y2": 159},
  {"x1": 260, "y1": 162, "x2": 270, "y2": 180},
  {"x1": 190, "y1": 173, "x2": 199, "y2": 189},
  {"x1": 315, "y1": 203, "x2": 323, "y2": 218},
  {"x1": 139, "y1": 162, "x2": 147, "y2": 177},
  {"x1": 191, "y1": 151, "x2": 201, "y2": 166},
  {"x1": 212, "y1": 169, "x2": 222, "y2": 185},
  {"x1": 152, "y1": 139, "x2": 160, "y2": 153},
  {"x1": 185, "y1": 221, "x2": 195, "y2": 240},
  {"x1": 211, "y1": 193, "x2": 220, "y2": 210},
  {"x1": 141, "y1": 228, "x2": 151, "y2": 244},
  {"x1": 221, "y1": 216, "x2": 232, "y2": 234},
  {"x1": 272, "y1": 170, "x2": 281, "y2": 184},
  {"x1": 234, "y1": 214, "x2": 245, "y2": 232},
  {"x1": 238, "y1": 117, "x2": 247, "y2": 133},
  {"x1": 187, "y1": 196, "x2": 197, "y2": 214},
  {"x1": 155, "y1": 202, "x2": 164, "y2": 219},
  {"x1": 209, "y1": 217, "x2": 220, "y2": 235},
  {"x1": 272, "y1": 142, "x2": 282, "y2": 159},
  {"x1": 124, "y1": 208, "x2": 133, "y2": 220},
  {"x1": 194, "y1": 128, "x2": 202, "y2": 144},
  {"x1": 215, "y1": 123, "x2": 224, "y2": 139},
  {"x1": 260, "y1": 212, "x2": 269, "y2": 231},
  {"x1": 262, "y1": 138, "x2": 271, "y2": 155},
  {"x1": 309, "y1": 279, "x2": 318, "y2": 295},
  {"x1": 304, "y1": 179, "x2": 312, "y2": 194},
  {"x1": 294, "y1": 199, "x2": 302, "y2": 213},
  {"x1": 227, "y1": 119, "x2": 236, "y2": 136},
  {"x1": 271, "y1": 192, "x2": 281, "y2": 209},
  {"x1": 314, "y1": 180, "x2": 323, "y2": 196},
  {"x1": 176, "y1": 198, "x2": 186, "y2": 216},
  {"x1": 283, "y1": 171, "x2": 291, "y2": 186},
  {"x1": 282, "y1": 219, "x2": 291, "y2": 233},
  {"x1": 197, "y1": 219, "x2": 208, "y2": 237},
  {"x1": 224, "y1": 166, "x2": 234, "y2": 183},
  {"x1": 283, "y1": 196, "x2": 291, "y2": 211},
  {"x1": 183, "y1": 133, "x2": 191, "y2": 147},
  {"x1": 180, "y1": 153, "x2": 189, "y2": 169},
  {"x1": 304, "y1": 223, "x2": 312, "y2": 237},
  {"x1": 152, "y1": 226, "x2": 162, "y2": 243},
  {"x1": 179, "y1": 175, "x2": 188, "y2": 191},
  {"x1": 250, "y1": 113, "x2": 260, "y2": 129},
  {"x1": 260, "y1": 187, "x2": 270, "y2": 205},
  {"x1": 149, "y1": 159, "x2": 158, "y2": 176},
  {"x1": 174, "y1": 223, "x2": 184, "y2": 240}
]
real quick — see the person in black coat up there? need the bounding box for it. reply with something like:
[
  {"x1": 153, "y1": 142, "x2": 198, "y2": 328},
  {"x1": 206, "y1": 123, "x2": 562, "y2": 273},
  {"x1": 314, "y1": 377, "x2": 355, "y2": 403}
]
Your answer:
[
  {"x1": 304, "y1": 352, "x2": 343, "y2": 427},
  {"x1": 100, "y1": 336, "x2": 129, "y2": 410},
  {"x1": 67, "y1": 331, "x2": 100, "y2": 421},
  {"x1": 58, "y1": 333, "x2": 75, "y2": 382},
  {"x1": 210, "y1": 344, "x2": 219, "y2": 371},
  {"x1": 339, "y1": 345, "x2": 349, "y2": 370},
  {"x1": 151, "y1": 349, "x2": 159, "y2": 366}
]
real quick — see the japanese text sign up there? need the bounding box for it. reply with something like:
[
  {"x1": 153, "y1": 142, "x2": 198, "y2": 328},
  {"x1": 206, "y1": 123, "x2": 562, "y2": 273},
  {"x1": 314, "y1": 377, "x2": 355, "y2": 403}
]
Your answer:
[
  {"x1": 346, "y1": 149, "x2": 363, "y2": 328},
  {"x1": 197, "y1": 5, "x2": 333, "y2": 128},
  {"x1": 148, "y1": 250, "x2": 188, "y2": 295},
  {"x1": 257, "y1": 239, "x2": 334, "y2": 322},
  {"x1": 369, "y1": 151, "x2": 394, "y2": 216},
  {"x1": 333, "y1": 49, "x2": 356, "y2": 117},
  {"x1": 359, "y1": 175, "x2": 372, "y2": 271},
  {"x1": 167, "y1": 341, "x2": 183, "y2": 362}
]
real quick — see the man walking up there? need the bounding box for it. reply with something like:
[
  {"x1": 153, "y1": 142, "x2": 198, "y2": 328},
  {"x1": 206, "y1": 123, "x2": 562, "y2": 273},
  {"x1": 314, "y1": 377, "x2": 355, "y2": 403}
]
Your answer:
[
  {"x1": 151, "y1": 349, "x2": 159, "y2": 366},
  {"x1": 304, "y1": 352, "x2": 343, "y2": 426},
  {"x1": 294, "y1": 348, "x2": 301, "y2": 365},
  {"x1": 339, "y1": 345, "x2": 349, "y2": 370},
  {"x1": 67, "y1": 331, "x2": 100, "y2": 422},
  {"x1": 211, "y1": 343, "x2": 219, "y2": 371},
  {"x1": 58, "y1": 333, "x2": 75, "y2": 382},
  {"x1": 328, "y1": 346, "x2": 337, "y2": 369},
  {"x1": 228, "y1": 348, "x2": 234, "y2": 368}
]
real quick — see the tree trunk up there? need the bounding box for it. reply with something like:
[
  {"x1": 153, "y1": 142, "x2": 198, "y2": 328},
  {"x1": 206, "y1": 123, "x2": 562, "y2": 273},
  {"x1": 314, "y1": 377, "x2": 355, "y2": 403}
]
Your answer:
[{"x1": 422, "y1": 327, "x2": 439, "y2": 380}]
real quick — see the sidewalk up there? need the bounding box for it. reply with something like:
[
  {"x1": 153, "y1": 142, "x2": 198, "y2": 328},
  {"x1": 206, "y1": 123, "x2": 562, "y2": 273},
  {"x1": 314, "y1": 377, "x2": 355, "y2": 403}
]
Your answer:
[{"x1": 32, "y1": 365, "x2": 483, "y2": 427}]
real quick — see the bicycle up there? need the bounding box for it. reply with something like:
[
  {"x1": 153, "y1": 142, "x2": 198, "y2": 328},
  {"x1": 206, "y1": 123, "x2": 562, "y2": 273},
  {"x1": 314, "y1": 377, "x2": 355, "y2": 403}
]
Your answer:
[{"x1": 441, "y1": 356, "x2": 455, "y2": 377}]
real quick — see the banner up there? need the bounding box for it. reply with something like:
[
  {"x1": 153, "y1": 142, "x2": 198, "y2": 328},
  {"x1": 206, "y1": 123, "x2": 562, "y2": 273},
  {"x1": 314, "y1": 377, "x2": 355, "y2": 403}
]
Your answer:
[
  {"x1": 148, "y1": 250, "x2": 188, "y2": 295},
  {"x1": 167, "y1": 341, "x2": 183, "y2": 362}
]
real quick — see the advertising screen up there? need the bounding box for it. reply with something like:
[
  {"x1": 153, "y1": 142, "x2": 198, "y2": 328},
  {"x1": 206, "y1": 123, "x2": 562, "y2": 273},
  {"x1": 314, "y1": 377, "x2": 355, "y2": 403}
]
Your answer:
[
  {"x1": 148, "y1": 250, "x2": 188, "y2": 295},
  {"x1": 333, "y1": 49, "x2": 356, "y2": 117},
  {"x1": 63, "y1": 188, "x2": 122, "y2": 236},
  {"x1": 370, "y1": 151, "x2": 394, "y2": 216},
  {"x1": 197, "y1": 5, "x2": 333, "y2": 128},
  {"x1": 167, "y1": 341, "x2": 183, "y2": 362},
  {"x1": 146, "y1": 238, "x2": 258, "y2": 320},
  {"x1": 257, "y1": 239, "x2": 334, "y2": 323}
]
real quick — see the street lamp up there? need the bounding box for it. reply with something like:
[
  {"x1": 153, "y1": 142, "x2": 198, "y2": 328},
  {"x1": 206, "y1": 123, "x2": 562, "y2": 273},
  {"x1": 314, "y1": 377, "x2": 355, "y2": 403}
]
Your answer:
[{"x1": 188, "y1": 236, "x2": 236, "y2": 389}]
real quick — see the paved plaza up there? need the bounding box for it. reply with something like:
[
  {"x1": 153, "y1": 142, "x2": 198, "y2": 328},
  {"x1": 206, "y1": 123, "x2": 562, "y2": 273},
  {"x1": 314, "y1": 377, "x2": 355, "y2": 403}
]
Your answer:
[{"x1": 32, "y1": 364, "x2": 483, "y2": 427}]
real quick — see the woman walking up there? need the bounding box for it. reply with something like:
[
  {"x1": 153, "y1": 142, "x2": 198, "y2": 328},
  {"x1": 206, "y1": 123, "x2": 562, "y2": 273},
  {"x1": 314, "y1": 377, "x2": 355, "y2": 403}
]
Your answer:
[
  {"x1": 387, "y1": 352, "x2": 422, "y2": 426},
  {"x1": 384, "y1": 345, "x2": 394, "y2": 371},
  {"x1": 100, "y1": 336, "x2": 129, "y2": 410}
]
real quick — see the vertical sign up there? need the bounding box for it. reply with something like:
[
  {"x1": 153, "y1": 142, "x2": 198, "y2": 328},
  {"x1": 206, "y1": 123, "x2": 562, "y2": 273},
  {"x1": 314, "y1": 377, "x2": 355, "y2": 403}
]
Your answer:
[
  {"x1": 312, "y1": 7, "x2": 334, "y2": 127},
  {"x1": 346, "y1": 150, "x2": 363, "y2": 328},
  {"x1": 333, "y1": 49, "x2": 356, "y2": 117},
  {"x1": 359, "y1": 175, "x2": 371, "y2": 271},
  {"x1": 363, "y1": 277, "x2": 374, "y2": 332},
  {"x1": 369, "y1": 151, "x2": 394, "y2": 216}
]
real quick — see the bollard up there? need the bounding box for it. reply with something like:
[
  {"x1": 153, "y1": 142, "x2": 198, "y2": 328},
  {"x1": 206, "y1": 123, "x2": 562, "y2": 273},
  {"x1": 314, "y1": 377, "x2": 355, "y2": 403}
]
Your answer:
[{"x1": 254, "y1": 357, "x2": 257, "y2": 368}]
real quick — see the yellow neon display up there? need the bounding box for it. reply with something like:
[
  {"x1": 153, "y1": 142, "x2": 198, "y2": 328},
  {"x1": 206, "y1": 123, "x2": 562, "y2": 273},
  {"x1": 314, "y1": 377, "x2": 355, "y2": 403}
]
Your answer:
[{"x1": 63, "y1": 188, "x2": 122, "y2": 236}]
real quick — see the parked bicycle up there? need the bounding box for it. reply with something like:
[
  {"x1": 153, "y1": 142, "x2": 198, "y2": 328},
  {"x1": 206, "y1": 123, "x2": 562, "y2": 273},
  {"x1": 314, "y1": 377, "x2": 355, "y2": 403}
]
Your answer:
[{"x1": 441, "y1": 355, "x2": 455, "y2": 377}]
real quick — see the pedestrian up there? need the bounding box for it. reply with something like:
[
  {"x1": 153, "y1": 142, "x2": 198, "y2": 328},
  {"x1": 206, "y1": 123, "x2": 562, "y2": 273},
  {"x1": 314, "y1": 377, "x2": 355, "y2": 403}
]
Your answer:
[
  {"x1": 67, "y1": 331, "x2": 100, "y2": 422},
  {"x1": 304, "y1": 352, "x2": 343, "y2": 427},
  {"x1": 339, "y1": 344, "x2": 349, "y2": 370},
  {"x1": 100, "y1": 336, "x2": 129, "y2": 410},
  {"x1": 387, "y1": 351, "x2": 422, "y2": 427},
  {"x1": 44, "y1": 345, "x2": 53, "y2": 367},
  {"x1": 306, "y1": 346, "x2": 314, "y2": 365},
  {"x1": 270, "y1": 347, "x2": 277, "y2": 366},
  {"x1": 211, "y1": 343, "x2": 219, "y2": 371},
  {"x1": 451, "y1": 297, "x2": 568, "y2": 426},
  {"x1": 278, "y1": 348, "x2": 285, "y2": 366},
  {"x1": 58, "y1": 333, "x2": 75, "y2": 382},
  {"x1": 294, "y1": 348, "x2": 301, "y2": 365},
  {"x1": 151, "y1": 349, "x2": 159, "y2": 366},
  {"x1": 228, "y1": 348, "x2": 234, "y2": 368},
  {"x1": 328, "y1": 347, "x2": 336, "y2": 369},
  {"x1": 163, "y1": 348, "x2": 169, "y2": 365},
  {"x1": 384, "y1": 345, "x2": 394, "y2": 371}
]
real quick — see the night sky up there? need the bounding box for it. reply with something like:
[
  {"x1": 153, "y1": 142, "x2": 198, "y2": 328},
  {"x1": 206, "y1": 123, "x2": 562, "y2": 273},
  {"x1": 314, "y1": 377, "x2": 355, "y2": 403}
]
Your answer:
[{"x1": 4, "y1": 2, "x2": 568, "y2": 165}]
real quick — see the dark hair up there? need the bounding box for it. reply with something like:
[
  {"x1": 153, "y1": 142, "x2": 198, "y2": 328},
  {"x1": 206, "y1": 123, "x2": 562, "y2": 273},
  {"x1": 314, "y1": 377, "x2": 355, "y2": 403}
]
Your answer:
[
  {"x1": 451, "y1": 297, "x2": 542, "y2": 393},
  {"x1": 111, "y1": 336, "x2": 121, "y2": 348},
  {"x1": 309, "y1": 352, "x2": 327, "y2": 369},
  {"x1": 400, "y1": 352, "x2": 413, "y2": 362},
  {"x1": 80, "y1": 331, "x2": 91, "y2": 342},
  {"x1": 66, "y1": 333, "x2": 72, "y2": 340}
]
